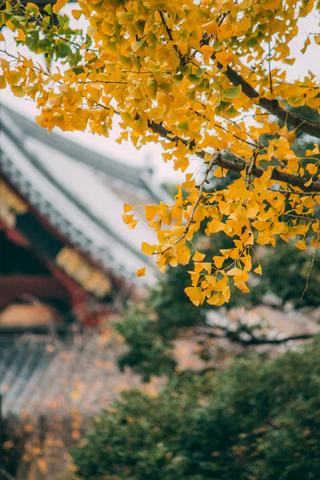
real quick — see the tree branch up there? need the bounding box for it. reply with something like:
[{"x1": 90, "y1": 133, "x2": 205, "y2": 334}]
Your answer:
[
  {"x1": 147, "y1": 121, "x2": 320, "y2": 192},
  {"x1": 219, "y1": 63, "x2": 320, "y2": 139},
  {"x1": 197, "y1": 33, "x2": 320, "y2": 138},
  {"x1": 201, "y1": 323, "x2": 317, "y2": 346},
  {"x1": 240, "y1": 333, "x2": 317, "y2": 345},
  {"x1": 0, "y1": 469, "x2": 17, "y2": 480}
]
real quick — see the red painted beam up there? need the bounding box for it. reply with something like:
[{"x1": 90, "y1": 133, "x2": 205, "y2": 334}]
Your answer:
[{"x1": 0, "y1": 275, "x2": 70, "y2": 308}]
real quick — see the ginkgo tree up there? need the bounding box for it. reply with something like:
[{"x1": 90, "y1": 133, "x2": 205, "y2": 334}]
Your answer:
[{"x1": 1, "y1": 0, "x2": 319, "y2": 307}]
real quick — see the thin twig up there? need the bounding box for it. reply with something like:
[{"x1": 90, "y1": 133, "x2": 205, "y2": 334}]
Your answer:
[
  {"x1": 152, "y1": 152, "x2": 221, "y2": 255},
  {"x1": 0, "y1": 469, "x2": 17, "y2": 480},
  {"x1": 268, "y1": 42, "x2": 273, "y2": 94},
  {"x1": 300, "y1": 223, "x2": 320, "y2": 300}
]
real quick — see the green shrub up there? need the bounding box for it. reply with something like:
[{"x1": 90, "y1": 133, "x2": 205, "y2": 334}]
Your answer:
[{"x1": 72, "y1": 340, "x2": 320, "y2": 480}]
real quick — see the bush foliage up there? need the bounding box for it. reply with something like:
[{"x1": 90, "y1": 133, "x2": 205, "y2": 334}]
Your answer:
[{"x1": 72, "y1": 340, "x2": 320, "y2": 480}]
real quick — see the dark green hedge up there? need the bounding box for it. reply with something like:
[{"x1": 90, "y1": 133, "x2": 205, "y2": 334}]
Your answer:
[{"x1": 72, "y1": 340, "x2": 320, "y2": 480}]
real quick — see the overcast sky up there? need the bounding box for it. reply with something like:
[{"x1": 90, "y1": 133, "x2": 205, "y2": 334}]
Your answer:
[{"x1": 1, "y1": 7, "x2": 319, "y2": 182}]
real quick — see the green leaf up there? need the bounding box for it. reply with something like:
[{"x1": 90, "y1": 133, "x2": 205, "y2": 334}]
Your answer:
[
  {"x1": 188, "y1": 74, "x2": 201, "y2": 85},
  {"x1": 216, "y1": 101, "x2": 231, "y2": 114},
  {"x1": 26, "y1": 3, "x2": 40, "y2": 15},
  {"x1": 195, "y1": 68, "x2": 206, "y2": 77},
  {"x1": 43, "y1": 4, "x2": 53, "y2": 15},
  {"x1": 177, "y1": 120, "x2": 189, "y2": 131},
  {"x1": 185, "y1": 89, "x2": 196, "y2": 101},
  {"x1": 145, "y1": 78, "x2": 158, "y2": 100},
  {"x1": 224, "y1": 106, "x2": 240, "y2": 118},
  {"x1": 223, "y1": 86, "x2": 242, "y2": 100}
]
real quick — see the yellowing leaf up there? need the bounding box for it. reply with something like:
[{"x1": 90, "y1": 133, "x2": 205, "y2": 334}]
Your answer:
[
  {"x1": 185, "y1": 286, "x2": 204, "y2": 306},
  {"x1": 122, "y1": 213, "x2": 138, "y2": 229},
  {"x1": 145, "y1": 204, "x2": 159, "y2": 222},
  {"x1": 123, "y1": 203, "x2": 134, "y2": 213},
  {"x1": 227, "y1": 267, "x2": 243, "y2": 276},
  {"x1": 200, "y1": 45, "x2": 214, "y2": 64},
  {"x1": 304, "y1": 178, "x2": 313, "y2": 187},
  {"x1": 149, "y1": 105, "x2": 166, "y2": 120},
  {"x1": 306, "y1": 163, "x2": 318, "y2": 175},
  {"x1": 26, "y1": 3, "x2": 40, "y2": 15},
  {"x1": 223, "y1": 86, "x2": 241, "y2": 100},
  {"x1": 0, "y1": 76, "x2": 6, "y2": 89},
  {"x1": 254, "y1": 264, "x2": 262, "y2": 275},
  {"x1": 131, "y1": 40, "x2": 145, "y2": 52},
  {"x1": 296, "y1": 239, "x2": 307, "y2": 250},
  {"x1": 234, "y1": 280, "x2": 250, "y2": 293},
  {"x1": 177, "y1": 120, "x2": 189, "y2": 131},
  {"x1": 141, "y1": 242, "x2": 154, "y2": 256},
  {"x1": 214, "y1": 167, "x2": 224, "y2": 178},
  {"x1": 72, "y1": 10, "x2": 82, "y2": 20},
  {"x1": 306, "y1": 144, "x2": 319, "y2": 156},
  {"x1": 206, "y1": 219, "x2": 224, "y2": 233},
  {"x1": 261, "y1": 0, "x2": 281, "y2": 10},
  {"x1": 53, "y1": 0, "x2": 69, "y2": 14},
  {"x1": 193, "y1": 251, "x2": 206, "y2": 262},
  {"x1": 213, "y1": 256, "x2": 225, "y2": 269},
  {"x1": 136, "y1": 266, "x2": 146, "y2": 277},
  {"x1": 215, "y1": 49, "x2": 234, "y2": 66},
  {"x1": 16, "y1": 29, "x2": 26, "y2": 42},
  {"x1": 11, "y1": 85, "x2": 25, "y2": 97},
  {"x1": 301, "y1": 36, "x2": 311, "y2": 54},
  {"x1": 207, "y1": 293, "x2": 226, "y2": 306},
  {"x1": 202, "y1": 20, "x2": 218, "y2": 37}
]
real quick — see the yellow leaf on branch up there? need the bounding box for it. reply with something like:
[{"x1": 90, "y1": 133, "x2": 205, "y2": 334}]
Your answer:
[{"x1": 53, "y1": 0, "x2": 69, "y2": 14}]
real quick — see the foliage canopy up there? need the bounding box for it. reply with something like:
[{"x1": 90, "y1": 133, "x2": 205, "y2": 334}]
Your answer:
[{"x1": 1, "y1": 0, "x2": 320, "y2": 305}]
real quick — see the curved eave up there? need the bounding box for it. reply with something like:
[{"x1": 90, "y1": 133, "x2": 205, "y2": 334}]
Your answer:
[{"x1": 1, "y1": 111, "x2": 158, "y2": 283}]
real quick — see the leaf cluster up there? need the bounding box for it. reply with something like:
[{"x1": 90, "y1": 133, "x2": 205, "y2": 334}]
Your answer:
[{"x1": 1, "y1": 0, "x2": 320, "y2": 306}]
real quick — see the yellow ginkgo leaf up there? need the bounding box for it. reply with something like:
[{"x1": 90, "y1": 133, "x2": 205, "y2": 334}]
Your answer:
[
  {"x1": 136, "y1": 266, "x2": 146, "y2": 277},
  {"x1": 53, "y1": 0, "x2": 69, "y2": 14},
  {"x1": 184, "y1": 287, "x2": 204, "y2": 306},
  {"x1": 122, "y1": 213, "x2": 138, "y2": 229},
  {"x1": 213, "y1": 256, "x2": 225, "y2": 269},
  {"x1": 306, "y1": 163, "x2": 317, "y2": 175},
  {"x1": 72, "y1": 9, "x2": 82, "y2": 20},
  {"x1": 254, "y1": 264, "x2": 262, "y2": 275},
  {"x1": 16, "y1": 29, "x2": 25, "y2": 42},
  {"x1": 192, "y1": 251, "x2": 206, "y2": 262},
  {"x1": 296, "y1": 239, "x2": 307, "y2": 250},
  {"x1": 0, "y1": 76, "x2": 6, "y2": 89},
  {"x1": 227, "y1": 267, "x2": 243, "y2": 276},
  {"x1": 207, "y1": 293, "x2": 225, "y2": 306},
  {"x1": 141, "y1": 242, "x2": 154, "y2": 256},
  {"x1": 145, "y1": 205, "x2": 159, "y2": 222},
  {"x1": 123, "y1": 203, "x2": 134, "y2": 213}
]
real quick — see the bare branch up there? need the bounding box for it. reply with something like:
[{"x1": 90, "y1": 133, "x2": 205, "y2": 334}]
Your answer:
[
  {"x1": 300, "y1": 223, "x2": 320, "y2": 300},
  {"x1": 201, "y1": 323, "x2": 317, "y2": 346}
]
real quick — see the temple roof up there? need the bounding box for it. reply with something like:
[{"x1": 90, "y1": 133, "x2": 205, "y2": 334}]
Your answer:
[
  {"x1": 0, "y1": 104, "x2": 167, "y2": 281},
  {"x1": 0, "y1": 330, "x2": 141, "y2": 416}
]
